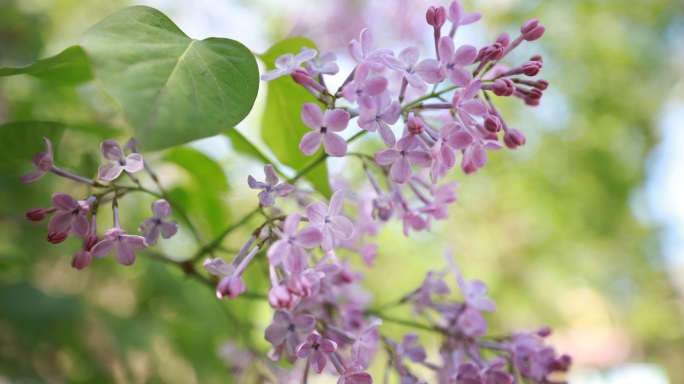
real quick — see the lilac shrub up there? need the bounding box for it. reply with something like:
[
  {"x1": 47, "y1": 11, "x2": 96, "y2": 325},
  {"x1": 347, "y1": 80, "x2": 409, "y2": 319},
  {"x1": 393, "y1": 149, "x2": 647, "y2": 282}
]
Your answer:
[{"x1": 20, "y1": 1, "x2": 570, "y2": 382}]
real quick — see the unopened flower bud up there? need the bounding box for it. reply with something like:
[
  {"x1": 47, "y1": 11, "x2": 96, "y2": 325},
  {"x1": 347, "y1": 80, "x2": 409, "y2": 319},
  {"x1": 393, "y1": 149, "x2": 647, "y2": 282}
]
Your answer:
[
  {"x1": 71, "y1": 248, "x2": 92, "y2": 270},
  {"x1": 83, "y1": 234, "x2": 99, "y2": 252},
  {"x1": 504, "y1": 129, "x2": 526, "y2": 149},
  {"x1": 522, "y1": 61, "x2": 543, "y2": 76},
  {"x1": 495, "y1": 33, "x2": 510, "y2": 47},
  {"x1": 407, "y1": 114, "x2": 425, "y2": 135},
  {"x1": 217, "y1": 275, "x2": 247, "y2": 300},
  {"x1": 521, "y1": 19, "x2": 545, "y2": 41},
  {"x1": 484, "y1": 115, "x2": 502, "y2": 132},
  {"x1": 524, "y1": 97, "x2": 540, "y2": 106},
  {"x1": 268, "y1": 285, "x2": 296, "y2": 309},
  {"x1": 527, "y1": 88, "x2": 543, "y2": 100},
  {"x1": 426, "y1": 6, "x2": 447, "y2": 28},
  {"x1": 492, "y1": 78, "x2": 515, "y2": 96},
  {"x1": 535, "y1": 79, "x2": 549, "y2": 90},
  {"x1": 530, "y1": 54, "x2": 543, "y2": 63},
  {"x1": 26, "y1": 207, "x2": 47, "y2": 221},
  {"x1": 537, "y1": 326, "x2": 552, "y2": 337},
  {"x1": 292, "y1": 67, "x2": 311, "y2": 85},
  {"x1": 372, "y1": 194, "x2": 395, "y2": 221},
  {"x1": 47, "y1": 231, "x2": 69, "y2": 244}
]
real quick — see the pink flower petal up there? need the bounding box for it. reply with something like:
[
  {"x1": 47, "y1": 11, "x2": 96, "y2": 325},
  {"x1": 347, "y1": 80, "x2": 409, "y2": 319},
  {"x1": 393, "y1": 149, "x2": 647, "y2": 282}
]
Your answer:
[
  {"x1": 114, "y1": 241, "x2": 136, "y2": 266},
  {"x1": 275, "y1": 53, "x2": 294, "y2": 69},
  {"x1": 283, "y1": 213, "x2": 300, "y2": 236},
  {"x1": 362, "y1": 76, "x2": 389, "y2": 97},
  {"x1": 320, "y1": 339, "x2": 337, "y2": 354},
  {"x1": 294, "y1": 48, "x2": 317, "y2": 63},
  {"x1": 258, "y1": 190, "x2": 275, "y2": 207},
  {"x1": 407, "y1": 151, "x2": 433, "y2": 167},
  {"x1": 382, "y1": 54, "x2": 407, "y2": 72},
  {"x1": 91, "y1": 239, "x2": 115, "y2": 258},
  {"x1": 360, "y1": 28, "x2": 373, "y2": 57},
  {"x1": 405, "y1": 345, "x2": 427, "y2": 362},
  {"x1": 52, "y1": 193, "x2": 76, "y2": 211},
  {"x1": 19, "y1": 170, "x2": 46, "y2": 184},
  {"x1": 98, "y1": 162, "x2": 124, "y2": 182},
  {"x1": 461, "y1": 99, "x2": 488, "y2": 116},
  {"x1": 453, "y1": 45, "x2": 477, "y2": 67},
  {"x1": 100, "y1": 140, "x2": 125, "y2": 162},
  {"x1": 265, "y1": 323, "x2": 289, "y2": 345},
  {"x1": 267, "y1": 240, "x2": 289, "y2": 264},
  {"x1": 458, "y1": 109, "x2": 477, "y2": 126},
  {"x1": 306, "y1": 201, "x2": 329, "y2": 227},
  {"x1": 310, "y1": 350, "x2": 328, "y2": 374},
  {"x1": 121, "y1": 234, "x2": 147, "y2": 248},
  {"x1": 43, "y1": 137, "x2": 54, "y2": 158},
  {"x1": 382, "y1": 101, "x2": 401, "y2": 124},
  {"x1": 397, "y1": 135, "x2": 419, "y2": 151},
  {"x1": 414, "y1": 59, "x2": 443, "y2": 84},
  {"x1": 143, "y1": 224, "x2": 161, "y2": 246},
  {"x1": 405, "y1": 72, "x2": 425, "y2": 88},
  {"x1": 264, "y1": 164, "x2": 279, "y2": 186},
  {"x1": 324, "y1": 109, "x2": 350, "y2": 132},
  {"x1": 301, "y1": 103, "x2": 324, "y2": 129},
  {"x1": 463, "y1": 78, "x2": 482, "y2": 100},
  {"x1": 349, "y1": 39, "x2": 363, "y2": 62},
  {"x1": 378, "y1": 122, "x2": 397, "y2": 148},
  {"x1": 438, "y1": 36, "x2": 455, "y2": 64},
  {"x1": 71, "y1": 215, "x2": 90, "y2": 238},
  {"x1": 329, "y1": 190, "x2": 345, "y2": 216},
  {"x1": 48, "y1": 212, "x2": 73, "y2": 233},
  {"x1": 390, "y1": 156, "x2": 412, "y2": 184},
  {"x1": 460, "y1": 11, "x2": 482, "y2": 25},
  {"x1": 294, "y1": 314, "x2": 316, "y2": 333},
  {"x1": 299, "y1": 131, "x2": 323, "y2": 156},
  {"x1": 321, "y1": 227, "x2": 334, "y2": 252},
  {"x1": 274, "y1": 183, "x2": 294, "y2": 197},
  {"x1": 296, "y1": 227, "x2": 323, "y2": 248},
  {"x1": 124, "y1": 153, "x2": 144, "y2": 173},
  {"x1": 322, "y1": 132, "x2": 347, "y2": 157},
  {"x1": 247, "y1": 175, "x2": 268, "y2": 189},
  {"x1": 152, "y1": 200, "x2": 172, "y2": 219},
  {"x1": 398, "y1": 46, "x2": 420, "y2": 67},
  {"x1": 374, "y1": 149, "x2": 400, "y2": 166},
  {"x1": 284, "y1": 246, "x2": 307, "y2": 274},
  {"x1": 297, "y1": 342, "x2": 313, "y2": 359},
  {"x1": 446, "y1": 131, "x2": 473, "y2": 149},
  {"x1": 329, "y1": 216, "x2": 354, "y2": 240},
  {"x1": 160, "y1": 221, "x2": 178, "y2": 239},
  {"x1": 448, "y1": 67, "x2": 473, "y2": 87},
  {"x1": 440, "y1": 145, "x2": 456, "y2": 169}
]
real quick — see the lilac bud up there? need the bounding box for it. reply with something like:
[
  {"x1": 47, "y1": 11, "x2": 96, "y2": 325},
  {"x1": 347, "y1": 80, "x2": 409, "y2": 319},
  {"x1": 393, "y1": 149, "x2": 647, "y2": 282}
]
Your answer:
[
  {"x1": 484, "y1": 115, "x2": 502, "y2": 132},
  {"x1": 83, "y1": 234, "x2": 99, "y2": 252},
  {"x1": 47, "y1": 231, "x2": 69, "y2": 244},
  {"x1": 492, "y1": 78, "x2": 515, "y2": 96},
  {"x1": 495, "y1": 33, "x2": 510, "y2": 47},
  {"x1": 503, "y1": 129, "x2": 526, "y2": 149},
  {"x1": 372, "y1": 195, "x2": 395, "y2": 221},
  {"x1": 522, "y1": 61, "x2": 543, "y2": 76},
  {"x1": 525, "y1": 97, "x2": 540, "y2": 106},
  {"x1": 527, "y1": 88, "x2": 543, "y2": 100},
  {"x1": 217, "y1": 275, "x2": 247, "y2": 300},
  {"x1": 521, "y1": 19, "x2": 545, "y2": 41},
  {"x1": 537, "y1": 326, "x2": 553, "y2": 337},
  {"x1": 530, "y1": 54, "x2": 543, "y2": 63},
  {"x1": 71, "y1": 249, "x2": 92, "y2": 270},
  {"x1": 552, "y1": 355, "x2": 573, "y2": 372},
  {"x1": 26, "y1": 207, "x2": 47, "y2": 221},
  {"x1": 291, "y1": 67, "x2": 311, "y2": 85},
  {"x1": 268, "y1": 285, "x2": 296, "y2": 309},
  {"x1": 535, "y1": 79, "x2": 549, "y2": 90},
  {"x1": 426, "y1": 6, "x2": 447, "y2": 28},
  {"x1": 407, "y1": 115, "x2": 425, "y2": 135}
]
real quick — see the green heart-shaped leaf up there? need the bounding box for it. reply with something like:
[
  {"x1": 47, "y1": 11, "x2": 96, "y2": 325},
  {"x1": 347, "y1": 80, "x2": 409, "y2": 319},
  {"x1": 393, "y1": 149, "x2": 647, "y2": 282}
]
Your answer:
[
  {"x1": 0, "y1": 46, "x2": 92, "y2": 86},
  {"x1": 81, "y1": 6, "x2": 259, "y2": 151}
]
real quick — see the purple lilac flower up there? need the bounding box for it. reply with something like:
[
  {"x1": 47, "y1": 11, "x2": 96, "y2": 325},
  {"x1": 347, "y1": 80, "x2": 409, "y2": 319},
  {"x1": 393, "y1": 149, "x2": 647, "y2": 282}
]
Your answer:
[
  {"x1": 414, "y1": 271, "x2": 450, "y2": 310},
  {"x1": 341, "y1": 62, "x2": 388, "y2": 109},
  {"x1": 91, "y1": 228, "x2": 147, "y2": 266},
  {"x1": 481, "y1": 359, "x2": 514, "y2": 384},
  {"x1": 338, "y1": 365, "x2": 373, "y2": 384},
  {"x1": 306, "y1": 190, "x2": 354, "y2": 252},
  {"x1": 98, "y1": 140, "x2": 144, "y2": 182},
  {"x1": 351, "y1": 319, "x2": 381, "y2": 368},
  {"x1": 461, "y1": 130, "x2": 503, "y2": 174},
  {"x1": 19, "y1": 137, "x2": 53, "y2": 183},
  {"x1": 447, "y1": 0, "x2": 482, "y2": 31},
  {"x1": 306, "y1": 50, "x2": 339, "y2": 77},
  {"x1": 358, "y1": 91, "x2": 401, "y2": 148},
  {"x1": 382, "y1": 47, "x2": 437, "y2": 89},
  {"x1": 261, "y1": 48, "x2": 317, "y2": 81},
  {"x1": 265, "y1": 309, "x2": 316, "y2": 356},
  {"x1": 349, "y1": 28, "x2": 393, "y2": 72},
  {"x1": 451, "y1": 79, "x2": 488, "y2": 126},
  {"x1": 299, "y1": 103, "x2": 350, "y2": 157},
  {"x1": 248, "y1": 164, "x2": 294, "y2": 207},
  {"x1": 394, "y1": 333, "x2": 427, "y2": 363},
  {"x1": 267, "y1": 212, "x2": 323, "y2": 274},
  {"x1": 431, "y1": 122, "x2": 473, "y2": 169},
  {"x1": 71, "y1": 217, "x2": 99, "y2": 270},
  {"x1": 138, "y1": 199, "x2": 178, "y2": 246},
  {"x1": 47, "y1": 193, "x2": 90, "y2": 238},
  {"x1": 438, "y1": 37, "x2": 478, "y2": 86},
  {"x1": 455, "y1": 362, "x2": 480, "y2": 384},
  {"x1": 203, "y1": 257, "x2": 236, "y2": 276},
  {"x1": 296, "y1": 331, "x2": 338, "y2": 374},
  {"x1": 375, "y1": 136, "x2": 432, "y2": 184}
]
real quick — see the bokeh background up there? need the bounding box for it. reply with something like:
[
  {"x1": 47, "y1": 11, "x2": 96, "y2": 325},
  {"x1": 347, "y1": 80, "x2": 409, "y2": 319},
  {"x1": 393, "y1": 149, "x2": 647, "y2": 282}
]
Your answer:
[{"x1": 1, "y1": 0, "x2": 683, "y2": 383}]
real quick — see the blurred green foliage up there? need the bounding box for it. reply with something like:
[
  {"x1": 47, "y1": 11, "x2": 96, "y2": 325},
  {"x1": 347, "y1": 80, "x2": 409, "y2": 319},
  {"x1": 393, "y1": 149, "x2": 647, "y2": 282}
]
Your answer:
[{"x1": 0, "y1": 0, "x2": 683, "y2": 383}]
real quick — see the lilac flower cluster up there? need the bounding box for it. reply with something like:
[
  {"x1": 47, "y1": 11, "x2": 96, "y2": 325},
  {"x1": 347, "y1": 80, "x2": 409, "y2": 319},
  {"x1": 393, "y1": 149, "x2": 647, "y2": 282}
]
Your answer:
[{"x1": 21, "y1": 139, "x2": 178, "y2": 269}]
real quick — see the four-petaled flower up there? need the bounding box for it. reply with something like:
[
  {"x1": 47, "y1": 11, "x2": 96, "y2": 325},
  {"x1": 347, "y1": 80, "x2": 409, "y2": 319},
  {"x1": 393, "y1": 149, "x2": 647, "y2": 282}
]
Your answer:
[
  {"x1": 431, "y1": 122, "x2": 473, "y2": 169},
  {"x1": 19, "y1": 137, "x2": 54, "y2": 184},
  {"x1": 349, "y1": 28, "x2": 393, "y2": 72},
  {"x1": 138, "y1": 199, "x2": 178, "y2": 246},
  {"x1": 438, "y1": 37, "x2": 477, "y2": 86},
  {"x1": 299, "y1": 103, "x2": 350, "y2": 157},
  {"x1": 358, "y1": 91, "x2": 401, "y2": 148},
  {"x1": 296, "y1": 331, "x2": 338, "y2": 374},
  {"x1": 382, "y1": 47, "x2": 437, "y2": 89},
  {"x1": 306, "y1": 190, "x2": 354, "y2": 252},
  {"x1": 265, "y1": 309, "x2": 316, "y2": 356},
  {"x1": 261, "y1": 48, "x2": 317, "y2": 81},
  {"x1": 306, "y1": 50, "x2": 339, "y2": 77},
  {"x1": 451, "y1": 79, "x2": 489, "y2": 126},
  {"x1": 447, "y1": 0, "x2": 482, "y2": 30},
  {"x1": 248, "y1": 164, "x2": 294, "y2": 207},
  {"x1": 91, "y1": 228, "x2": 148, "y2": 266},
  {"x1": 341, "y1": 62, "x2": 388, "y2": 110},
  {"x1": 393, "y1": 333, "x2": 427, "y2": 363},
  {"x1": 267, "y1": 212, "x2": 323, "y2": 274},
  {"x1": 47, "y1": 193, "x2": 90, "y2": 238},
  {"x1": 98, "y1": 140, "x2": 144, "y2": 182},
  {"x1": 375, "y1": 136, "x2": 433, "y2": 184}
]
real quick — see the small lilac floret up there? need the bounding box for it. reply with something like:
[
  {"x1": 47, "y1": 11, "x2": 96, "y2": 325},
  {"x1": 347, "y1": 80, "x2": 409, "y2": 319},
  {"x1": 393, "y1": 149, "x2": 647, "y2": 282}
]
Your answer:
[
  {"x1": 437, "y1": 37, "x2": 477, "y2": 86},
  {"x1": 358, "y1": 91, "x2": 400, "y2": 148},
  {"x1": 431, "y1": 122, "x2": 473, "y2": 169},
  {"x1": 296, "y1": 331, "x2": 338, "y2": 374},
  {"x1": 299, "y1": 103, "x2": 350, "y2": 157},
  {"x1": 451, "y1": 79, "x2": 488, "y2": 126},
  {"x1": 447, "y1": 0, "x2": 482, "y2": 29},
  {"x1": 306, "y1": 50, "x2": 339, "y2": 77},
  {"x1": 265, "y1": 309, "x2": 316, "y2": 356},
  {"x1": 19, "y1": 137, "x2": 54, "y2": 184},
  {"x1": 267, "y1": 212, "x2": 323, "y2": 273},
  {"x1": 338, "y1": 365, "x2": 373, "y2": 384},
  {"x1": 138, "y1": 199, "x2": 178, "y2": 246},
  {"x1": 342, "y1": 62, "x2": 388, "y2": 109},
  {"x1": 349, "y1": 28, "x2": 393, "y2": 72},
  {"x1": 47, "y1": 193, "x2": 90, "y2": 238},
  {"x1": 382, "y1": 47, "x2": 436, "y2": 89},
  {"x1": 91, "y1": 228, "x2": 147, "y2": 266},
  {"x1": 261, "y1": 48, "x2": 317, "y2": 81},
  {"x1": 306, "y1": 190, "x2": 354, "y2": 252},
  {"x1": 98, "y1": 140, "x2": 143, "y2": 182},
  {"x1": 375, "y1": 136, "x2": 432, "y2": 184},
  {"x1": 248, "y1": 164, "x2": 294, "y2": 207}
]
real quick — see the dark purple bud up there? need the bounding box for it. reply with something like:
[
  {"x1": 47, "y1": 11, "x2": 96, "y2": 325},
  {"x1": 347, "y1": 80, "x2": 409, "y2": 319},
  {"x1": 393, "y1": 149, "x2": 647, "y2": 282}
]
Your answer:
[
  {"x1": 484, "y1": 115, "x2": 502, "y2": 132},
  {"x1": 525, "y1": 97, "x2": 540, "y2": 106},
  {"x1": 530, "y1": 54, "x2": 543, "y2": 63},
  {"x1": 504, "y1": 129, "x2": 526, "y2": 149},
  {"x1": 477, "y1": 43, "x2": 505, "y2": 62},
  {"x1": 535, "y1": 79, "x2": 549, "y2": 90},
  {"x1": 527, "y1": 88, "x2": 543, "y2": 100},
  {"x1": 551, "y1": 355, "x2": 572, "y2": 372},
  {"x1": 47, "y1": 231, "x2": 69, "y2": 244},
  {"x1": 522, "y1": 60, "x2": 543, "y2": 76},
  {"x1": 407, "y1": 115, "x2": 426, "y2": 135},
  {"x1": 426, "y1": 6, "x2": 447, "y2": 28},
  {"x1": 492, "y1": 78, "x2": 515, "y2": 97},
  {"x1": 495, "y1": 33, "x2": 510, "y2": 47},
  {"x1": 83, "y1": 234, "x2": 99, "y2": 252},
  {"x1": 291, "y1": 67, "x2": 311, "y2": 85},
  {"x1": 26, "y1": 207, "x2": 47, "y2": 222},
  {"x1": 71, "y1": 249, "x2": 92, "y2": 270},
  {"x1": 537, "y1": 326, "x2": 552, "y2": 337},
  {"x1": 521, "y1": 19, "x2": 545, "y2": 41}
]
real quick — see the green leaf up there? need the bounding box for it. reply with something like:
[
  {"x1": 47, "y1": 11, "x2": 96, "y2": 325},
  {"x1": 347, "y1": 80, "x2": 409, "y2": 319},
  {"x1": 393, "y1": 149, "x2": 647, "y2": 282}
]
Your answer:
[
  {"x1": 224, "y1": 130, "x2": 271, "y2": 165},
  {"x1": 258, "y1": 38, "x2": 331, "y2": 197},
  {"x1": 0, "y1": 121, "x2": 66, "y2": 170},
  {"x1": 163, "y1": 147, "x2": 228, "y2": 193},
  {"x1": 0, "y1": 46, "x2": 92, "y2": 86},
  {"x1": 81, "y1": 6, "x2": 259, "y2": 151}
]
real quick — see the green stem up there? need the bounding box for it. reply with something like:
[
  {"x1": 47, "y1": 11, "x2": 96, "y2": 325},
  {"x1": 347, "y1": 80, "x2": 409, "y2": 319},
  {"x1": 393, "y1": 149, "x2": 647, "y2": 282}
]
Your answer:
[{"x1": 403, "y1": 85, "x2": 459, "y2": 110}]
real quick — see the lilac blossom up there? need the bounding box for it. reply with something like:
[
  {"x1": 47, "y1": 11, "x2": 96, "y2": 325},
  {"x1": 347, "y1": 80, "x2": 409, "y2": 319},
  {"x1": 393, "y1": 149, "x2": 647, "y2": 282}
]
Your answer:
[
  {"x1": 267, "y1": 212, "x2": 323, "y2": 274},
  {"x1": 338, "y1": 365, "x2": 373, "y2": 384},
  {"x1": 358, "y1": 91, "x2": 401, "y2": 147},
  {"x1": 306, "y1": 190, "x2": 354, "y2": 252},
  {"x1": 451, "y1": 79, "x2": 488, "y2": 126},
  {"x1": 349, "y1": 28, "x2": 393, "y2": 72},
  {"x1": 431, "y1": 122, "x2": 473, "y2": 169},
  {"x1": 351, "y1": 319, "x2": 381, "y2": 368},
  {"x1": 265, "y1": 309, "x2": 316, "y2": 356},
  {"x1": 71, "y1": 217, "x2": 98, "y2": 270},
  {"x1": 414, "y1": 271, "x2": 450, "y2": 310},
  {"x1": 299, "y1": 103, "x2": 350, "y2": 157},
  {"x1": 461, "y1": 130, "x2": 503, "y2": 174},
  {"x1": 306, "y1": 50, "x2": 339, "y2": 77},
  {"x1": 91, "y1": 228, "x2": 148, "y2": 266},
  {"x1": 138, "y1": 199, "x2": 178, "y2": 246},
  {"x1": 296, "y1": 331, "x2": 338, "y2": 374},
  {"x1": 382, "y1": 47, "x2": 437, "y2": 89},
  {"x1": 98, "y1": 140, "x2": 144, "y2": 182},
  {"x1": 393, "y1": 333, "x2": 427, "y2": 363},
  {"x1": 480, "y1": 359, "x2": 514, "y2": 384},
  {"x1": 261, "y1": 48, "x2": 317, "y2": 81},
  {"x1": 447, "y1": 0, "x2": 482, "y2": 32},
  {"x1": 375, "y1": 136, "x2": 432, "y2": 184},
  {"x1": 341, "y1": 62, "x2": 389, "y2": 109},
  {"x1": 248, "y1": 164, "x2": 294, "y2": 207},
  {"x1": 47, "y1": 193, "x2": 90, "y2": 238},
  {"x1": 216, "y1": 245, "x2": 261, "y2": 300},
  {"x1": 203, "y1": 257, "x2": 235, "y2": 276},
  {"x1": 19, "y1": 137, "x2": 54, "y2": 183},
  {"x1": 438, "y1": 37, "x2": 478, "y2": 86}
]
